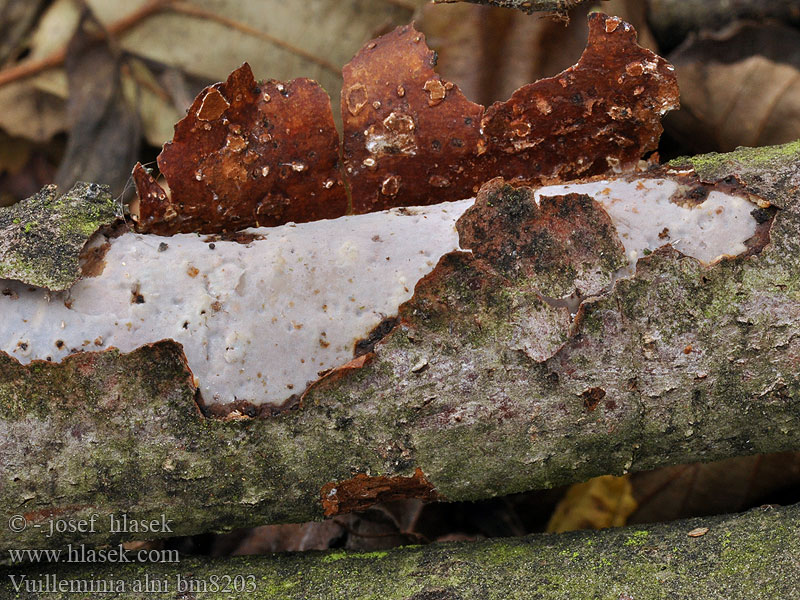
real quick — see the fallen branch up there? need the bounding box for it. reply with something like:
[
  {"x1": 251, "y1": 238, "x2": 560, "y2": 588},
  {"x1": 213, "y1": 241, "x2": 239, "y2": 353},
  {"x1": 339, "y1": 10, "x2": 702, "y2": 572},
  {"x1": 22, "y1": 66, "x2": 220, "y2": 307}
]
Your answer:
[
  {"x1": 2, "y1": 503, "x2": 798, "y2": 598},
  {"x1": 432, "y1": 0, "x2": 594, "y2": 17},
  {"x1": 1, "y1": 141, "x2": 799, "y2": 550}
]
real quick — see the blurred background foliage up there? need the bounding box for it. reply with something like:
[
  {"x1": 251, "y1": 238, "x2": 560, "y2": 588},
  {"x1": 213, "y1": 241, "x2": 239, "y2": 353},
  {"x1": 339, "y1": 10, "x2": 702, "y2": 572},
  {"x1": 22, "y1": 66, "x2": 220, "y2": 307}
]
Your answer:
[
  {"x1": 2, "y1": 0, "x2": 800, "y2": 207},
  {"x1": 2, "y1": 0, "x2": 800, "y2": 555}
]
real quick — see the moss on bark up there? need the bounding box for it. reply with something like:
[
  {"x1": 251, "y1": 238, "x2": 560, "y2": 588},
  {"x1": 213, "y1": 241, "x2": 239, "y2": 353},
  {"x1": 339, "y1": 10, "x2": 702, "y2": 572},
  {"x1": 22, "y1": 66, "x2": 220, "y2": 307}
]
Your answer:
[
  {"x1": 1, "y1": 142, "x2": 800, "y2": 552},
  {"x1": 0, "y1": 182, "x2": 117, "y2": 291},
  {"x1": 2, "y1": 503, "x2": 798, "y2": 599}
]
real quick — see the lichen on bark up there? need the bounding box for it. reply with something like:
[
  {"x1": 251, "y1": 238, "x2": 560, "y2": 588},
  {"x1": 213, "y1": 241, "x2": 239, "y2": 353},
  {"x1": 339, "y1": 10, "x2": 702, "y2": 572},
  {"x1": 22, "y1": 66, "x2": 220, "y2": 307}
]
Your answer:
[
  {"x1": 0, "y1": 182, "x2": 117, "y2": 291},
  {"x1": 1, "y1": 142, "x2": 800, "y2": 552}
]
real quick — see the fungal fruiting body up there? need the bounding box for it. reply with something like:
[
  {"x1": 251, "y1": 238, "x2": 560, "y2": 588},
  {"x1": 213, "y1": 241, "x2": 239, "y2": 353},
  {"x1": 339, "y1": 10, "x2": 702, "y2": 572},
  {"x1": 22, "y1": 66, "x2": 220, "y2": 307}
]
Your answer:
[
  {"x1": 1, "y1": 201, "x2": 472, "y2": 406},
  {"x1": 0, "y1": 175, "x2": 761, "y2": 408}
]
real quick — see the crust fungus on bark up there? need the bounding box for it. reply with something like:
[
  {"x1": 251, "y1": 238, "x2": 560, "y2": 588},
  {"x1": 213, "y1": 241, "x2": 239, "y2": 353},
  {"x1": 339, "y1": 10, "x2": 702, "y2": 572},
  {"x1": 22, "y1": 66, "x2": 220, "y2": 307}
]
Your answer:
[{"x1": 1, "y1": 141, "x2": 798, "y2": 551}]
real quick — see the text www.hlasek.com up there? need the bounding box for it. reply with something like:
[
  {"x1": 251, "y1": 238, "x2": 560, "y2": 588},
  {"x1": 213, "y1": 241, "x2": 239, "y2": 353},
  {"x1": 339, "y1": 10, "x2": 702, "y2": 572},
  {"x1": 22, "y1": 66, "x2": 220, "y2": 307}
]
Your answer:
[{"x1": 8, "y1": 544, "x2": 179, "y2": 564}]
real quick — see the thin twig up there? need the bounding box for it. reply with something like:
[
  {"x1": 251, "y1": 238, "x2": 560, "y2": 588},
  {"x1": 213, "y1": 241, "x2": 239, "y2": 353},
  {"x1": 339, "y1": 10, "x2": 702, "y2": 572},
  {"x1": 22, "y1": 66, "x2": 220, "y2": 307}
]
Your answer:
[
  {"x1": 169, "y1": 1, "x2": 341, "y2": 75},
  {"x1": 0, "y1": 0, "x2": 343, "y2": 89},
  {"x1": 0, "y1": 0, "x2": 176, "y2": 88}
]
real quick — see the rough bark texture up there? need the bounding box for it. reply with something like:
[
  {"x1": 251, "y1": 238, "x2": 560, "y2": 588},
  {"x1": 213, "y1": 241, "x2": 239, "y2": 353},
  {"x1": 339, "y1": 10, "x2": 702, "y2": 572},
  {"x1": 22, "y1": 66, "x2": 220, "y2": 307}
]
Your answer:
[
  {"x1": 432, "y1": 0, "x2": 591, "y2": 17},
  {"x1": 0, "y1": 182, "x2": 117, "y2": 290},
  {"x1": 2, "y1": 503, "x2": 798, "y2": 599},
  {"x1": 2, "y1": 142, "x2": 800, "y2": 552}
]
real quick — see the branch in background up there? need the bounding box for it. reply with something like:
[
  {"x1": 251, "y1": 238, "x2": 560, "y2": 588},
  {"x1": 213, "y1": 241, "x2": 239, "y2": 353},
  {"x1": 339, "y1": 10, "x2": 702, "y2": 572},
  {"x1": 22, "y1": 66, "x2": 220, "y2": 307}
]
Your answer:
[
  {"x1": 432, "y1": 0, "x2": 595, "y2": 18},
  {"x1": 648, "y1": 0, "x2": 800, "y2": 50},
  {"x1": 2, "y1": 503, "x2": 798, "y2": 599}
]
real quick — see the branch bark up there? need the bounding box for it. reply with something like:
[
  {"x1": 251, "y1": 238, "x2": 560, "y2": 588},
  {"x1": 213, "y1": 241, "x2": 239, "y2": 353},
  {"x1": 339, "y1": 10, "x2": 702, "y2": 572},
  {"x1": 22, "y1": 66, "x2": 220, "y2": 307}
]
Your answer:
[
  {"x1": 648, "y1": 0, "x2": 800, "y2": 49},
  {"x1": 2, "y1": 503, "x2": 798, "y2": 599},
  {"x1": 2, "y1": 141, "x2": 800, "y2": 551},
  {"x1": 431, "y1": 0, "x2": 592, "y2": 17}
]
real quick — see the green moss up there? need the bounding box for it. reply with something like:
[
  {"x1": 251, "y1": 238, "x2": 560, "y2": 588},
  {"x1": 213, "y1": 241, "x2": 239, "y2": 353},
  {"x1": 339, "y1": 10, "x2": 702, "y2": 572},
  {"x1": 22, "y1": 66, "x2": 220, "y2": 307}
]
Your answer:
[
  {"x1": 669, "y1": 140, "x2": 800, "y2": 174},
  {"x1": 0, "y1": 182, "x2": 117, "y2": 290},
  {"x1": 623, "y1": 530, "x2": 650, "y2": 546}
]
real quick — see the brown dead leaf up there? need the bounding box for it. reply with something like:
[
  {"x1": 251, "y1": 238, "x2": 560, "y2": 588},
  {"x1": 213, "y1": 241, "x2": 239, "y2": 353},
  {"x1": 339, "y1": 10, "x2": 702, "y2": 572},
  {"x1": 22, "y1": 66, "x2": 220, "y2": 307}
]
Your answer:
[
  {"x1": 0, "y1": 0, "x2": 423, "y2": 147},
  {"x1": 55, "y1": 10, "x2": 140, "y2": 196},
  {"x1": 210, "y1": 521, "x2": 346, "y2": 556},
  {"x1": 0, "y1": 0, "x2": 49, "y2": 65},
  {"x1": 0, "y1": 131, "x2": 61, "y2": 208},
  {"x1": 629, "y1": 452, "x2": 800, "y2": 524},
  {"x1": 135, "y1": 13, "x2": 678, "y2": 234},
  {"x1": 420, "y1": 0, "x2": 657, "y2": 108},
  {"x1": 647, "y1": 0, "x2": 800, "y2": 51},
  {"x1": 667, "y1": 22, "x2": 800, "y2": 153}
]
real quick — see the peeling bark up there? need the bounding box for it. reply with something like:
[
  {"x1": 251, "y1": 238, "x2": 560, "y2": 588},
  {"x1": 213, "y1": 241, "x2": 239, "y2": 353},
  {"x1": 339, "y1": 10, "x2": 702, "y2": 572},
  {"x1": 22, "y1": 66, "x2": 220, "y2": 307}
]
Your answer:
[
  {"x1": 2, "y1": 503, "x2": 798, "y2": 599},
  {"x1": 1, "y1": 141, "x2": 800, "y2": 550},
  {"x1": 134, "y1": 14, "x2": 678, "y2": 232}
]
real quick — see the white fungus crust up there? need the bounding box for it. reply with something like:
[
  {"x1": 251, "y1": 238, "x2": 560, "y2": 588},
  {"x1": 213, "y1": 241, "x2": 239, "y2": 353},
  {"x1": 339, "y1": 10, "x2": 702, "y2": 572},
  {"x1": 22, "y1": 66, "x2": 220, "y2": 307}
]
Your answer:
[
  {"x1": 536, "y1": 178, "x2": 759, "y2": 273},
  {"x1": 1, "y1": 201, "x2": 473, "y2": 406},
  {"x1": 0, "y1": 179, "x2": 759, "y2": 406}
]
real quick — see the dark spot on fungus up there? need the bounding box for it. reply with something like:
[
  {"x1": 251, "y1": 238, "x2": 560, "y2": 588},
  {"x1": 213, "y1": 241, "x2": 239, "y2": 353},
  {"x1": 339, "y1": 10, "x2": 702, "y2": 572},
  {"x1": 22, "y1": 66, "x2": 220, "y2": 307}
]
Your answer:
[
  {"x1": 131, "y1": 284, "x2": 145, "y2": 304},
  {"x1": 751, "y1": 207, "x2": 771, "y2": 224}
]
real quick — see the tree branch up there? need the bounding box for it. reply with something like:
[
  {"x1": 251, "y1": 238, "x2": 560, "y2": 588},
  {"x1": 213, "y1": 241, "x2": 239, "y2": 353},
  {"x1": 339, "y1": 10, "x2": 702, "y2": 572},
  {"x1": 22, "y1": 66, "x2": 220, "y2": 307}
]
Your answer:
[
  {"x1": 432, "y1": 0, "x2": 595, "y2": 17},
  {"x1": 1, "y1": 142, "x2": 800, "y2": 551},
  {"x1": 2, "y1": 503, "x2": 798, "y2": 598}
]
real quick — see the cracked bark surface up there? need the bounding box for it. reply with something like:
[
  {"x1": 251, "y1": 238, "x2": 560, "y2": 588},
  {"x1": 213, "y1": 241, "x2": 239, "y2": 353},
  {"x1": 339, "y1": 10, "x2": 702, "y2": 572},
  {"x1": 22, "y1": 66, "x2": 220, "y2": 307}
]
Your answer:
[
  {"x1": 1, "y1": 142, "x2": 800, "y2": 552},
  {"x1": 432, "y1": 0, "x2": 592, "y2": 17},
  {"x1": 2, "y1": 503, "x2": 798, "y2": 598}
]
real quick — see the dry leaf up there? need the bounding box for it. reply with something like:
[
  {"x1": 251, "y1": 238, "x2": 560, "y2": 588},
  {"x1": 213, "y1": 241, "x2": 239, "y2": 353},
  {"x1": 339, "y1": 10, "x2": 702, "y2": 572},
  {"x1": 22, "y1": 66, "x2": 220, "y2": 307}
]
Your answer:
[
  {"x1": 0, "y1": 0, "x2": 423, "y2": 147},
  {"x1": 629, "y1": 452, "x2": 800, "y2": 524},
  {"x1": 420, "y1": 0, "x2": 657, "y2": 108},
  {"x1": 687, "y1": 526, "x2": 709, "y2": 537},
  {"x1": 666, "y1": 22, "x2": 800, "y2": 153},
  {"x1": 647, "y1": 0, "x2": 800, "y2": 51},
  {"x1": 546, "y1": 475, "x2": 637, "y2": 533},
  {"x1": 210, "y1": 521, "x2": 346, "y2": 556},
  {"x1": 0, "y1": 0, "x2": 49, "y2": 64},
  {"x1": 55, "y1": 11, "x2": 140, "y2": 195}
]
